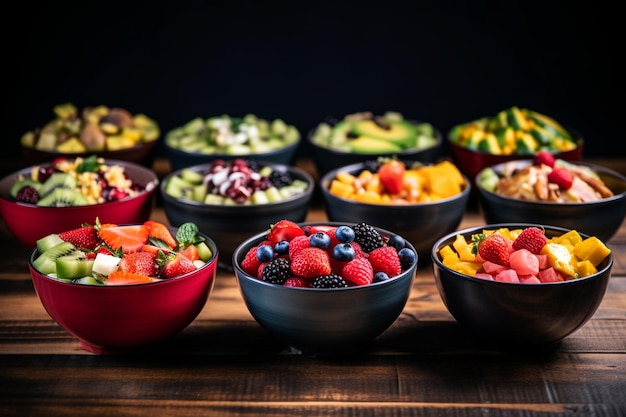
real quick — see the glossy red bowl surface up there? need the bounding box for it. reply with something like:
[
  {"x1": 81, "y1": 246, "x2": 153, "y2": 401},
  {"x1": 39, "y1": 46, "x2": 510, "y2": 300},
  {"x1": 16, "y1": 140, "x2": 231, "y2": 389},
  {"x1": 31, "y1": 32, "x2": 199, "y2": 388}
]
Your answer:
[
  {"x1": 28, "y1": 230, "x2": 219, "y2": 354},
  {"x1": 0, "y1": 159, "x2": 159, "y2": 247}
]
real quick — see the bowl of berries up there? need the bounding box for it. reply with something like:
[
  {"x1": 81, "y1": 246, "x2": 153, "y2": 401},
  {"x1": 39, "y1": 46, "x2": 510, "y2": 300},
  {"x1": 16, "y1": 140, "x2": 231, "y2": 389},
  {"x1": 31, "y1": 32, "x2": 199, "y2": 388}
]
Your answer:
[
  {"x1": 320, "y1": 158, "x2": 471, "y2": 264},
  {"x1": 160, "y1": 158, "x2": 314, "y2": 270},
  {"x1": 475, "y1": 151, "x2": 626, "y2": 242},
  {"x1": 163, "y1": 113, "x2": 301, "y2": 171},
  {"x1": 28, "y1": 219, "x2": 218, "y2": 354},
  {"x1": 232, "y1": 220, "x2": 418, "y2": 356},
  {"x1": 0, "y1": 156, "x2": 159, "y2": 247},
  {"x1": 20, "y1": 103, "x2": 161, "y2": 167},
  {"x1": 432, "y1": 223, "x2": 613, "y2": 350}
]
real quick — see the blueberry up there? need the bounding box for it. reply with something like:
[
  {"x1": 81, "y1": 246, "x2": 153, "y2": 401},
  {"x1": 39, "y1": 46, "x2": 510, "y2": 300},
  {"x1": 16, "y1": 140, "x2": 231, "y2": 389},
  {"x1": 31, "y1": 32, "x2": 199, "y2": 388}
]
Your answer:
[
  {"x1": 335, "y1": 225, "x2": 355, "y2": 243},
  {"x1": 256, "y1": 245, "x2": 274, "y2": 262},
  {"x1": 310, "y1": 231, "x2": 331, "y2": 249},
  {"x1": 274, "y1": 240, "x2": 289, "y2": 255},
  {"x1": 398, "y1": 247, "x2": 417, "y2": 270},
  {"x1": 332, "y1": 243, "x2": 355, "y2": 262},
  {"x1": 374, "y1": 272, "x2": 390, "y2": 283},
  {"x1": 387, "y1": 235, "x2": 405, "y2": 251}
]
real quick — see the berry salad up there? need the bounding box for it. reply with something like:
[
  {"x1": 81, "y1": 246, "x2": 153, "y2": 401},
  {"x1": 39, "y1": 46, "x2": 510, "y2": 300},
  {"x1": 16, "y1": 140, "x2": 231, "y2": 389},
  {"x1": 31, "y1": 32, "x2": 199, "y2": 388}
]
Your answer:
[
  {"x1": 10, "y1": 155, "x2": 148, "y2": 207},
  {"x1": 31, "y1": 219, "x2": 214, "y2": 285},
  {"x1": 438, "y1": 226, "x2": 611, "y2": 284},
  {"x1": 164, "y1": 158, "x2": 309, "y2": 205},
  {"x1": 239, "y1": 220, "x2": 417, "y2": 288}
]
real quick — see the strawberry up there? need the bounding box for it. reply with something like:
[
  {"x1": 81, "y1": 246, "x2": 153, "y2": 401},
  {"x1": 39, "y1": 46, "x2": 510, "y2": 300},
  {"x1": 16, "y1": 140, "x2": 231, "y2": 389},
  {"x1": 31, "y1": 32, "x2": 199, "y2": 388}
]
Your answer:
[
  {"x1": 368, "y1": 246, "x2": 401, "y2": 277},
  {"x1": 144, "y1": 220, "x2": 177, "y2": 249},
  {"x1": 267, "y1": 220, "x2": 305, "y2": 244},
  {"x1": 118, "y1": 251, "x2": 158, "y2": 277},
  {"x1": 512, "y1": 227, "x2": 547, "y2": 254},
  {"x1": 283, "y1": 276, "x2": 311, "y2": 288},
  {"x1": 342, "y1": 256, "x2": 374, "y2": 286},
  {"x1": 533, "y1": 150, "x2": 555, "y2": 168},
  {"x1": 58, "y1": 226, "x2": 100, "y2": 250},
  {"x1": 378, "y1": 159, "x2": 405, "y2": 194},
  {"x1": 548, "y1": 167, "x2": 573, "y2": 189},
  {"x1": 241, "y1": 245, "x2": 263, "y2": 275},
  {"x1": 476, "y1": 233, "x2": 510, "y2": 266},
  {"x1": 98, "y1": 224, "x2": 149, "y2": 253},
  {"x1": 107, "y1": 271, "x2": 154, "y2": 285},
  {"x1": 288, "y1": 235, "x2": 311, "y2": 257},
  {"x1": 158, "y1": 252, "x2": 197, "y2": 279},
  {"x1": 290, "y1": 247, "x2": 331, "y2": 278}
]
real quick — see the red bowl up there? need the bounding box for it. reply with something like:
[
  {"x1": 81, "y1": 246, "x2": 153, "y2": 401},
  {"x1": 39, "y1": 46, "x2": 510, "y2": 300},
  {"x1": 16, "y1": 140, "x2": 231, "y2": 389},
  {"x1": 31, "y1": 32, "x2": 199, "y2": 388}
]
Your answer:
[
  {"x1": 28, "y1": 229, "x2": 218, "y2": 354},
  {"x1": 0, "y1": 159, "x2": 159, "y2": 247}
]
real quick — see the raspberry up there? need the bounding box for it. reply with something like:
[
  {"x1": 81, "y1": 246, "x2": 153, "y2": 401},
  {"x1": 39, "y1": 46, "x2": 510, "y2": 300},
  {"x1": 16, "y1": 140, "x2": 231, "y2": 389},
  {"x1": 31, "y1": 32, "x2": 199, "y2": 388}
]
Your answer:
[
  {"x1": 313, "y1": 274, "x2": 348, "y2": 288},
  {"x1": 368, "y1": 246, "x2": 402, "y2": 277},
  {"x1": 284, "y1": 276, "x2": 311, "y2": 288},
  {"x1": 15, "y1": 185, "x2": 40, "y2": 204},
  {"x1": 241, "y1": 245, "x2": 262, "y2": 275},
  {"x1": 512, "y1": 227, "x2": 547, "y2": 254},
  {"x1": 342, "y1": 256, "x2": 374, "y2": 286}
]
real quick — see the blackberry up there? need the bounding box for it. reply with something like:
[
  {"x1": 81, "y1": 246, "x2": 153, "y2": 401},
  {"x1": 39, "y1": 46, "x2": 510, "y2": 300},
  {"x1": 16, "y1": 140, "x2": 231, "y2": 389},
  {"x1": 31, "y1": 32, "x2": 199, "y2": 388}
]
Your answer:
[
  {"x1": 15, "y1": 185, "x2": 40, "y2": 204},
  {"x1": 269, "y1": 170, "x2": 293, "y2": 187},
  {"x1": 262, "y1": 257, "x2": 291, "y2": 285},
  {"x1": 313, "y1": 274, "x2": 348, "y2": 288},
  {"x1": 352, "y1": 222, "x2": 384, "y2": 253}
]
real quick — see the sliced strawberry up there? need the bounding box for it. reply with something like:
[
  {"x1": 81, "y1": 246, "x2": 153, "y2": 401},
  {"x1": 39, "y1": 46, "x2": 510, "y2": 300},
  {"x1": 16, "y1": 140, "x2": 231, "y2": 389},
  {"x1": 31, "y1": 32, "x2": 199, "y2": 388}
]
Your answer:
[
  {"x1": 117, "y1": 251, "x2": 158, "y2": 277},
  {"x1": 267, "y1": 220, "x2": 305, "y2": 244},
  {"x1": 144, "y1": 220, "x2": 177, "y2": 249},
  {"x1": 98, "y1": 224, "x2": 150, "y2": 253},
  {"x1": 548, "y1": 167, "x2": 573, "y2": 189},
  {"x1": 58, "y1": 226, "x2": 101, "y2": 250},
  {"x1": 107, "y1": 271, "x2": 154, "y2": 285}
]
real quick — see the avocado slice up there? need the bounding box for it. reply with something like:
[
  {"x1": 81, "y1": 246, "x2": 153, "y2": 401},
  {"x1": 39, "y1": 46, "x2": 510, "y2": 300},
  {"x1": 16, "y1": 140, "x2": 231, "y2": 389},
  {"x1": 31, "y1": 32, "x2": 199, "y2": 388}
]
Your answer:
[
  {"x1": 351, "y1": 119, "x2": 417, "y2": 149},
  {"x1": 347, "y1": 136, "x2": 403, "y2": 154}
]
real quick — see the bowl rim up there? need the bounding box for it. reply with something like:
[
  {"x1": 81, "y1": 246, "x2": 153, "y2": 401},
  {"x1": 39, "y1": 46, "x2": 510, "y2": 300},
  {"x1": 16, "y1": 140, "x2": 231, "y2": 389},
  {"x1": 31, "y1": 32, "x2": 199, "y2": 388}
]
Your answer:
[
  {"x1": 0, "y1": 158, "x2": 160, "y2": 206},
  {"x1": 431, "y1": 222, "x2": 614, "y2": 286},
  {"x1": 28, "y1": 227, "x2": 219, "y2": 288},
  {"x1": 232, "y1": 221, "x2": 418, "y2": 292},
  {"x1": 307, "y1": 118, "x2": 443, "y2": 155},
  {"x1": 475, "y1": 159, "x2": 626, "y2": 205},
  {"x1": 160, "y1": 160, "x2": 315, "y2": 208},
  {"x1": 319, "y1": 160, "x2": 472, "y2": 207}
]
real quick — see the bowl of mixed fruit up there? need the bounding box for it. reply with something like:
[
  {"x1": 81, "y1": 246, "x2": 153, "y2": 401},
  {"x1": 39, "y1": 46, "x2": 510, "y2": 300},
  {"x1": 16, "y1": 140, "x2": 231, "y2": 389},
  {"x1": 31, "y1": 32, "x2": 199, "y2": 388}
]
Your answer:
[
  {"x1": 163, "y1": 113, "x2": 301, "y2": 170},
  {"x1": 476, "y1": 151, "x2": 626, "y2": 242},
  {"x1": 432, "y1": 223, "x2": 613, "y2": 350},
  {"x1": 160, "y1": 158, "x2": 314, "y2": 270},
  {"x1": 232, "y1": 220, "x2": 418, "y2": 355},
  {"x1": 320, "y1": 158, "x2": 471, "y2": 264},
  {"x1": 20, "y1": 103, "x2": 160, "y2": 167},
  {"x1": 308, "y1": 111, "x2": 442, "y2": 177},
  {"x1": 0, "y1": 156, "x2": 159, "y2": 247},
  {"x1": 448, "y1": 106, "x2": 583, "y2": 182},
  {"x1": 28, "y1": 219, "x2": 218, "y2": 354}
]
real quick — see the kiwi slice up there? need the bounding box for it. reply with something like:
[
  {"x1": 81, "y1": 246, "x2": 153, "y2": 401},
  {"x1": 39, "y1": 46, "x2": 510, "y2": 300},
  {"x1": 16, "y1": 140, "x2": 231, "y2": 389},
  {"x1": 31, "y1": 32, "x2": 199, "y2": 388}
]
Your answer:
[
  {"x1": 56, "y1": 253, "x2": 95, "y2": 280},
  {"x1": 36, "y1": 233, "x2": 65, "y2": 254},
  {"x1": 39, "y1": 172, "x2": 77, "y2": 197},
  {"x1": 10, "y1": 178, "x2": 42, "y2": 198},
  {"x1": 33, "y1": 241, "x2": 79, "y2": 275},
  {"x1": 37, "y1": 188, "x2": 89, "y2": 207}
]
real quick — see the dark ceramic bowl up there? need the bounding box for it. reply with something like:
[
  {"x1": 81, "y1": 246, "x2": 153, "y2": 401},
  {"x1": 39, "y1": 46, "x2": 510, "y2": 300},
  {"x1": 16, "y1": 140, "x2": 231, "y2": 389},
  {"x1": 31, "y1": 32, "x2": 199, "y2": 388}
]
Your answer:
[
  {"x1": 432, "y1": 223, "x2": 613, "y2": 350},
  {"x1": 320, "y1": 161, "x2": 471, "y2": 264},
  {"x1": 160, "y1": 161, "x2": 314, "y2": 270},
  {"x1": 0, "y1": 159, "x2": 159, "y2": 247},
  {"x1": 164, "y1": 139, "x2": 301, "y2": 171},
  {"x1": 476, "y1": 160, "x2": 626, "y2": 242},
  {"x1": 29, "y1": 227, "x2": 218, "y2": 354},
  {"x1": 232, "y1": 222, "x2": 418, "y2": 355},
  {"x1": 308, "y1": 120, "x2": 442, "y2": 177}
]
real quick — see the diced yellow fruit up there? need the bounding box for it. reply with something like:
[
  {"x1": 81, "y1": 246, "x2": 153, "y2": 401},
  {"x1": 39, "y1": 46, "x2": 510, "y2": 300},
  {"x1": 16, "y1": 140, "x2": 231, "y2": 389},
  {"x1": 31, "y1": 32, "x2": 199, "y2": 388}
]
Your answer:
[
  {"x1": 336, "y1": 171, "x2": 356, "y2": 185},
  {"x1": 451, "y1": 261, "x2": 483, "y2": 276},
  {"x1": 357, "y1": 190, "x2": 382, "y2": 204},
  {"x1": 573, "y1": 236, "x2": 611, "y2": 266},
  {"x1": 576, "y1": 260, "x2": 597, "y2": 277},
  {"x1": 121, "y1": 127, "x2": 142, "y2": 142},
  {"x1": 329, "y1": 180, "x2": 354, "y2": 199},
  {"x1": 439, "y1": 245, "x2": 455, "y2": 259},
  {"x1": 357, "y1": 170, "x2": 374, "y2": 183},
  {"x1": 106, "y1": 136, "x2": 136, "y2": 151},
  {"x1": 541, "y1": 242, "x2": 578, "y2": 278},
  {"x1": 56, "y1": 137, "x2": 87, "y2": 153},
  {"x1": 442, "y1": 252, "x2": 460, "y2": 268},
  {"x1": 554, "y1": 230, "x2": 583, "y2": 248},
  {"x1": 453, "y1": 234, "x2": 475, "y2": 261}
]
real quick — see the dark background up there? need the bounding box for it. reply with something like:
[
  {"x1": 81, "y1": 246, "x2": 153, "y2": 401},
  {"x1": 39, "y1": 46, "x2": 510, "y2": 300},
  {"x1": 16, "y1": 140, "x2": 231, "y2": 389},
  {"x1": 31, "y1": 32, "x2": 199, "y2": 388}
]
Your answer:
[{"x1": 5, "y1": 1, "x2": 624, "y2": 164}]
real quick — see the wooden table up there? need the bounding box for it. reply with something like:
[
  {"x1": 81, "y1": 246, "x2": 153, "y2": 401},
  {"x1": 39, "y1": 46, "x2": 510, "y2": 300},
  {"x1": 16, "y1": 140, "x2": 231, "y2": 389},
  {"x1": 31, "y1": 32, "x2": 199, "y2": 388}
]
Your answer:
[{"x1": 1, "y1": 159, "x2": 625, "y2": 417}]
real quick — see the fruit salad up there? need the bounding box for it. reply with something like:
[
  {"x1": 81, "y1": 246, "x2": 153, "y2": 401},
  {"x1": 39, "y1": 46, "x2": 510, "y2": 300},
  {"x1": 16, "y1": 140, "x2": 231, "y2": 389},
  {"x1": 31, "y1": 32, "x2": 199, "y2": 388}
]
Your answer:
[
  {"x1": 165, "y1": 114, "x2": 299, "y2": 155},
  {"x1": 310, "y1": 111, "x2": 439, "y2": 154},
  {"x1": 438, "y1": 226, "x2": 611, "y2": 284},
  {"x1": 20, "y1": 103, "x2": 160, "y2": 153},
  {"x1": 328, "y1": 158, "x2": 466, "y2": 204},
  {"x1": 9, "y1": 156, "x2": 150, "y2": 207},
  {"x1": 239, "y1": 220, "x2": 417, "y2": 288},
  {"x1": 164, "y1": 158, "x2": 309, "y2": 205},
  {"x1": 32, "y1": 219, "x2": 214, "y2": 285},
  {"x1": 478, "y1": 151, "x2": 614, "y2": 202},
  {"x1": 449, "y1": 106, "x2": 579, "y2": 155}
]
